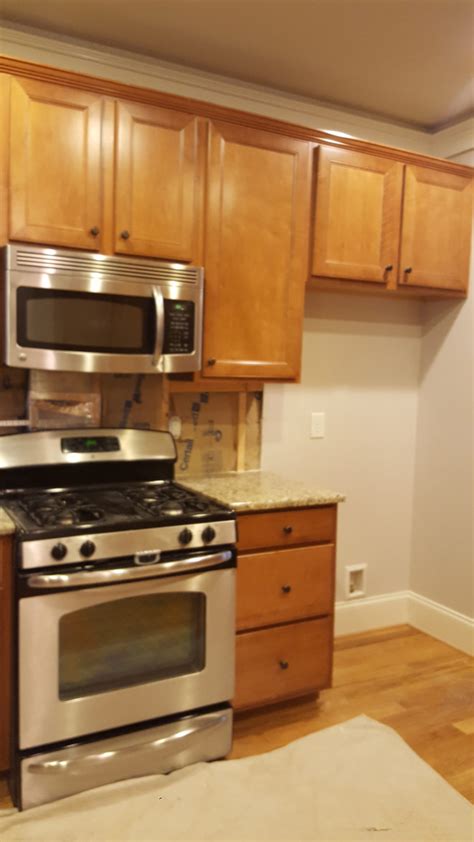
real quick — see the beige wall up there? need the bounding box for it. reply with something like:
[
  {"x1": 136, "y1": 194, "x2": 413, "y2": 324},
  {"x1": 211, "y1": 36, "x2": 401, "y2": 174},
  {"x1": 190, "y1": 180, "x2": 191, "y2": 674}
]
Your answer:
[
  {"x1": 261, "y1": 293, "x2": 422, "y2": 601},
  {"x1": 410, "y1": 148, "x2": 474, "y2": 617}
]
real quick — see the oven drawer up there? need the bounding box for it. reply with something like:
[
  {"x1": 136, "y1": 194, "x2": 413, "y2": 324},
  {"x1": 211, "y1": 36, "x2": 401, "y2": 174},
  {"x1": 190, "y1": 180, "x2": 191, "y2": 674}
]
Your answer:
[
  {"x1": 236, "y1": 544, "x2": 334, "y2": 631},
  {"x1": 234, "y1": 617, "x2": 332, "y2": 710},
  {"x1": 20, "y1": 706, "x2": 233, "y2": 811},
  {"x1": 237, "y1": 506, "x2": 336, "y2": 552}
]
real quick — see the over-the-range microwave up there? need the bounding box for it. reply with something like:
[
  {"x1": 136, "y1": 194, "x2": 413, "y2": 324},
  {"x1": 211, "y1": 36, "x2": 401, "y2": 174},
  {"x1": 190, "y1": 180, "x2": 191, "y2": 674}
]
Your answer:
[{"x1": 1, "y1": 244, "x2": 203, "y2": 374}]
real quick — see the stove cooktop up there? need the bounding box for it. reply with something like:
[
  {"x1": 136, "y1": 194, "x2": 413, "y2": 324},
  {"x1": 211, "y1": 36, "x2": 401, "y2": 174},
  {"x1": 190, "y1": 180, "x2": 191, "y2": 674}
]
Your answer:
[{"x1": 2, "y1": 482, "x2": 232, "y2": 539}]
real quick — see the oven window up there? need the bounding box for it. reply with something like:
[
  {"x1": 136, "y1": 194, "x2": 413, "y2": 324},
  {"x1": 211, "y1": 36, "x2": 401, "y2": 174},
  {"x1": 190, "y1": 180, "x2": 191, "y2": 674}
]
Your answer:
[
  {"x1": 58, "y1": 593, "x2": 206, "y2": 700},
  {"x1": 17, "y1": 287, "x2": 155, "y2": 354}
]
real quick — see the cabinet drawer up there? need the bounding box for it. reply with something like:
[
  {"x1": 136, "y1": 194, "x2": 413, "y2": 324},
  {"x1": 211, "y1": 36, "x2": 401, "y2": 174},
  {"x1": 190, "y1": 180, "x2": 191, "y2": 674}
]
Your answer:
[
  {"x1": 237, "y1": 506, "x2": 336, "y2": 551},
  {"x1": 234, "y1": 617, "x2": 332, "y2": 710},
  {"x1": 237, "y1": 544, "x2": 334, "y2": 631}
]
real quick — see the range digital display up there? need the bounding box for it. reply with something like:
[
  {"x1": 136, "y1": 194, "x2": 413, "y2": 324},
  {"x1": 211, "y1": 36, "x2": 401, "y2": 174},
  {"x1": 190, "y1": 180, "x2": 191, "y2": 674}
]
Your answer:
[{"x1": 61, "y1": 437, "x2": 121, "y2": 454}]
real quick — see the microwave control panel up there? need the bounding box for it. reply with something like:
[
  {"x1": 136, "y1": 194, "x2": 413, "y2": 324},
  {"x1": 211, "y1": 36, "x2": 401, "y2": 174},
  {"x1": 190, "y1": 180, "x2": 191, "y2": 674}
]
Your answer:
[{"x1": 163, "y1": 300, "x2": 195, "y2": 355}]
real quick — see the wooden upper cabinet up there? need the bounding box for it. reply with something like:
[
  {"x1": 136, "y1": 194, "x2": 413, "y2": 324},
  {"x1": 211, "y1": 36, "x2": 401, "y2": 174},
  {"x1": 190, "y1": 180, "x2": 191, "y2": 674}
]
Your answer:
[
  {"x1": 9, "y1": 77, "x2": 103, "y2": 249},
  {"x1": 114, "y1": 101, "x2": 203, "y2": 260},
  {"x1": 312, "y1": 146, "x2": 403, "y2": 284},
  {"x1": 203, "y1": 121, "x2": 312, "y2": 380},
  {"x1": 399, "y1": 166, "x2": 472, "y2": 292}
]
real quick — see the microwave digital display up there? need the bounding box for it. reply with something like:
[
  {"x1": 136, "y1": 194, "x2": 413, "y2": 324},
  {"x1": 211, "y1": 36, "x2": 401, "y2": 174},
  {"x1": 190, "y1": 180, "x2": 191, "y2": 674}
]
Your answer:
[{"x1": 163, "y1": 300, "x2": 195, "y2": 355}]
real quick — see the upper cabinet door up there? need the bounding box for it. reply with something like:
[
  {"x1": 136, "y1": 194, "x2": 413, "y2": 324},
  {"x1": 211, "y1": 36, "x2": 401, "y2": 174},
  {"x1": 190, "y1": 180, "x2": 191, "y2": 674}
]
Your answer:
[
  {"x1": 203, "y1": 121, "x2": 312, "y2": 380},
  {"x1": 399, "y1": 166, "x2": 472, "y2": 292},
  {"x1": 312, "y1": 146, "x2": 403, "y2": 284},
  {"x1": 114, "y1": 101, "x2": 203, "y2": 261},
  {"x1": 10, "y1": 78, "x2": 103, "y2": 249}
]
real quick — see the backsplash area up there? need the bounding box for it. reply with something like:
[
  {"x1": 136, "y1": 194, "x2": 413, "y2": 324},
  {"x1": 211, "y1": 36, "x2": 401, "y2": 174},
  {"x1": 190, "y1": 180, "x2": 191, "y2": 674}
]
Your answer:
[{"x1": 0, "y1": 366, "x2": 262, "y2": 476}]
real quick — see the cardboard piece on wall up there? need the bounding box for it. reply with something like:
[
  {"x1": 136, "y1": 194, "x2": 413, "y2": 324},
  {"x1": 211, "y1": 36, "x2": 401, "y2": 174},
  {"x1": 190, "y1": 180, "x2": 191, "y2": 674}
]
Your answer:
[
  {"x1": 245, "y1": 391, "x2": 263, "y2": 471},
  {"x1": 0, "y1": 365, "x2": 28, "y2": 435},
  {"x1": 28, "y1": 370, "x2": 101, "y2": 430},
  {"x1": 101, "y1": 374, "x2": 164, "y2": 430},
  {"x1": 170, "y1": 392, "x2": 240, "y2": 477}
]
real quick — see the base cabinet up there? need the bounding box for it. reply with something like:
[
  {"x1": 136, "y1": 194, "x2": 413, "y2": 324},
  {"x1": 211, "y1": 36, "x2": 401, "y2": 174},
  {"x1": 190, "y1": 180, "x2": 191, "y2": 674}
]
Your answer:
[
  {"x1": 234, "y1": 618, "x2": 332, "y2": 710},
  {"x1": 234, "y1": 506, "x2": 337, "y2": 711}
]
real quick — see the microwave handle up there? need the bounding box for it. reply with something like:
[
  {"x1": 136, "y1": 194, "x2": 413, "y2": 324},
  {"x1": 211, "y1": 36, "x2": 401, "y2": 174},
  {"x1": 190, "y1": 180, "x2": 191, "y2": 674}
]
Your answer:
[{"x1": 152, "y1": 285, "x2": 165, "y2": 367}]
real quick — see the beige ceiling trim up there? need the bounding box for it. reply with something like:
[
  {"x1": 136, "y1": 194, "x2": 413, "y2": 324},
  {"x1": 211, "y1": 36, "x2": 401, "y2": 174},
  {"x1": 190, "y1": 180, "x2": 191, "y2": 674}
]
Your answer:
[{"x1": 0, "y1": 23, "x2": 432, "y2": 154}]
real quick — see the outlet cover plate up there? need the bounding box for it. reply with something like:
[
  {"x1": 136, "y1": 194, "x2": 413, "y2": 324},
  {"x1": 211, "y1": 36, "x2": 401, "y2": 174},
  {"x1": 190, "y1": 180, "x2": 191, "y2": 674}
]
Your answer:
[{"x1": 310, "y1": 412, "x2": 325, "y2": 439}]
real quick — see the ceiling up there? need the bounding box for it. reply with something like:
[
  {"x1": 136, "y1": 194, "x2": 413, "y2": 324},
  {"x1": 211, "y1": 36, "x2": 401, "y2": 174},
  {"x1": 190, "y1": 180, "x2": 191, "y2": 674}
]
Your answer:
[{"x1": 1, "y1": 0, "x2": 473, "y2": 130}]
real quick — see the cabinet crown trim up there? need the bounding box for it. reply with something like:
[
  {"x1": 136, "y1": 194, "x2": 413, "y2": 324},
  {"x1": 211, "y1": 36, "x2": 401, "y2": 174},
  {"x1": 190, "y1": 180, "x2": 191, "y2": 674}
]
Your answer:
[{"x1": 1, "y1": 56, "x2": 472, "y2": 178}]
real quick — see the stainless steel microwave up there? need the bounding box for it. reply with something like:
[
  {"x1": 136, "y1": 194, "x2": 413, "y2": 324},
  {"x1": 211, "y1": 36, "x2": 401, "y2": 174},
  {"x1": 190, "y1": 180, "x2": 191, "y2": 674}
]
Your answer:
[{"x1": 2, "y1": 244, "x2": 203, "y2": 374}]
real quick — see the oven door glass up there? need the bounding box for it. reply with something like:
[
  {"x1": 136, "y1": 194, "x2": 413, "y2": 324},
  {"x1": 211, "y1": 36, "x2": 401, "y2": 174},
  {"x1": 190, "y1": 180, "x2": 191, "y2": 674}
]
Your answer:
[
  {"x1": 17, "y1": 287, "x2": 155, "y2": 354},
  {"x1": 19, "y1": 567, "x2": 235, "y2": 749},
  {"x1": 59, "y1": 592, "x2": 205, "y2": 700}
]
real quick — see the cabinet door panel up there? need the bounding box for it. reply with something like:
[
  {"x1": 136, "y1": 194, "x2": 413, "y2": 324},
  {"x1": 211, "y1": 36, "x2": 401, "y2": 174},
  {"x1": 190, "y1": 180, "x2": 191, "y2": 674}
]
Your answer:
[
  {"x1": 234, "y1": 617, "x2": 332, "y2": 710},
  {"x1": 399, "y1": 166, "x2": 472, "y2": 291},
  {"x1": 312, "y1": 146, "x2": 403, "y2": 283},
  {"x1": 115, "y1": 101, "x2": 202, "y2": 260},
  {"x1": 237, "y1": 544, "x2": 335, "y2": 631},
  {"x1": 10, "y1": 77, "x2": 103, "y2": 249},
  {"x1": 203, "y1": 122, "x2": 311, "y2": 380}
]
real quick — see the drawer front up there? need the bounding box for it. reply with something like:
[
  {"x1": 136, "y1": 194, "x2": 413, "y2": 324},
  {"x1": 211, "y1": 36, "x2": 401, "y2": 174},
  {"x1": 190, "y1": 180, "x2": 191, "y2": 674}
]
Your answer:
[
  {"x1": 237, "y1": 506, "x2": 336, "y2": 552},
  {"x1": 237, "y1": 544, "x2": 334, "y2": 631},
  {"x1": 234, "y1": 617, "x2": 332, "y2": 710}
]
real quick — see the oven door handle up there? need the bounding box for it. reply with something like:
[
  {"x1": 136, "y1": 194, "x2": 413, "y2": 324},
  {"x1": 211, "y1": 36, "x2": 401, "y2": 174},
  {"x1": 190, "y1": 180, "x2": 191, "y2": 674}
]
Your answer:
[
  {"x1": 152, "y1": 285, "x2": 165, "y2": 368},
  {"x1": 27, "y1": 550, "x2": 232, "y2": 589},
  {"x1": 26, "y1": 711, "x2": 228, "y2": 776}
]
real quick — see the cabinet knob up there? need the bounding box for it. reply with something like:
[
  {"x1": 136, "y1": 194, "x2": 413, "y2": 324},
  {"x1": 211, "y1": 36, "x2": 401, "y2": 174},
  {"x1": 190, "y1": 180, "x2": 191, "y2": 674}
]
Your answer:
[
  {"x1": 404, "y1": 267, "x2": 412, "y2": 274},
  {"x1": 120, "y1": 230, "x2": 130, "y2": 240},
  {"x1": 89, "y1": 226, "x2": 100, "y2": 237},
  {"x1": 279, "y1": 660, "x2": 289, "y2": 670},
  {"x1": 384, "y1": 264, "x2": 393, "y2": 272},
  {"x1": 283, "y1": 525, "x2": 293, "y2": 535},
  {"x1": 281, "y1": 584, "x2": 292, "y2": 594},
  {"x1": 207, "y1": 358, "x2": 216, "y2": 366}
]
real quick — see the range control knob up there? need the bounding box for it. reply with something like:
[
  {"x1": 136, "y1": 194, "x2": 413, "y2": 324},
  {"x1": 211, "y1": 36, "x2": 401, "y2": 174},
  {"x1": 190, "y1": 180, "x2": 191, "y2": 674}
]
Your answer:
[
  {"x1": 201, "y1": 526, "x2": 216, "y2": 544},
  {"x1": 178, "y1": 528, "x2": 193, "y2": 546},
  {"x1": 80, "y1": 540, "x2": 96, "y2": 558},
  {"x1": 51, "y1": 543, "x2": 67, "y2": 561}
]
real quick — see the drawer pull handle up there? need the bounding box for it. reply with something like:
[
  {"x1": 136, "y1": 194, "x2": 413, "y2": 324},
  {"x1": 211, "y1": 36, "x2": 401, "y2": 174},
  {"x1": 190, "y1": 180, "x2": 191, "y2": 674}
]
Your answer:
[
  {"x1": 283, "y1": 525, "x2": 293, "y2": 535},
  {"x1": 279, "y1": 660, "x2": 289, "y2": 670},
  {"x1": 281, "y1": 584, "x2": 292, "y2": 594}
]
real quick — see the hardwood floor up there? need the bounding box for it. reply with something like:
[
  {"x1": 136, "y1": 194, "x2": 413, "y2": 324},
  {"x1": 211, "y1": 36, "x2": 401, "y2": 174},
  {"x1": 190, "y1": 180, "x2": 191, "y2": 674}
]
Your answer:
[
  {"x1": 1, "y1": 624, "x2": 472, "y2": 811},
  {"x1": 231, "y1": 625, "x2": 474, "y2": 803}
]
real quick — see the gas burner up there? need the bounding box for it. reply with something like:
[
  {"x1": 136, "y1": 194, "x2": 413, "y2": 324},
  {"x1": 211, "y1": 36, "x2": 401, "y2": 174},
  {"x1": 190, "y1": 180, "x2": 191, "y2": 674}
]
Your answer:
[
  {"x1": 159, "y1": 502, "x2": 184, "y2": 517},
  {"x1": 17, "y1": 494, "x2": 105, "y2": 528}
]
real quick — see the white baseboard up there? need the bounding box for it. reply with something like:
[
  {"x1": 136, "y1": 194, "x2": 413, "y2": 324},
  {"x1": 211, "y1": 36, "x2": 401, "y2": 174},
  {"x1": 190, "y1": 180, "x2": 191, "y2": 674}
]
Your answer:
[
  {"x1": 334, "y1": 591, "x2": 409, "y2": 636},
  {"x1": 408, "y1": 592, "x2": 474, "y2": 656},
  {"x1": 335, "y1": 590, "x2": 474, "y2": 655}
]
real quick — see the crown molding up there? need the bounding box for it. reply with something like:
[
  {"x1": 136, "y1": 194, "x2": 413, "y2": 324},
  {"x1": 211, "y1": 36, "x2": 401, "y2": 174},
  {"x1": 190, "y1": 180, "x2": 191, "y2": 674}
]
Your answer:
[{"x1": 0, "y1": 23, "x2": 432, "y2": 152}]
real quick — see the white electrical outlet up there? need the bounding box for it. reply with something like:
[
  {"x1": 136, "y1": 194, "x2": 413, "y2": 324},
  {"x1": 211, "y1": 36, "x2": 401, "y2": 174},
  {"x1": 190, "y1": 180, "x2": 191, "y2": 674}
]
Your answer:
[
  {"x1": 310, "y1": 412, "x2": 325, "y2": 438},
  {"x1": 345, "y1": 564, "x2": 367, "y2": 599}
]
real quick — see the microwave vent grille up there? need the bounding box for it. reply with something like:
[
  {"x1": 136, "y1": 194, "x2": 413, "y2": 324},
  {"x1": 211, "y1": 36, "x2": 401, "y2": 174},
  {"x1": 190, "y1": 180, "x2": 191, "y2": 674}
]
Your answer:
[{"x1": 11, "y1": 247, "x2": 202, "y2": 286}]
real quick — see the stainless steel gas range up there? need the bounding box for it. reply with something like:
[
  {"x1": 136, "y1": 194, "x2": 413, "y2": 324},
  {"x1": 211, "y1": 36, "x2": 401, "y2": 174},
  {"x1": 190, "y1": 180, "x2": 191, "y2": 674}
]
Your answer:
[{"x1": 0, "y1": 428, "x2": 236, "y2": 810}]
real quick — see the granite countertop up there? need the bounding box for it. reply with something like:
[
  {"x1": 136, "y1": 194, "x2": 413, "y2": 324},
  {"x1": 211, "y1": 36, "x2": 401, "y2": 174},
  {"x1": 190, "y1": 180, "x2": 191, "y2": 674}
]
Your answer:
[
  {"x1": 182, "y1": 470, "x2": 345, "y2": 512},
  {"x1": 0, "y1": 507, "x2": 16, "y2": 536}
]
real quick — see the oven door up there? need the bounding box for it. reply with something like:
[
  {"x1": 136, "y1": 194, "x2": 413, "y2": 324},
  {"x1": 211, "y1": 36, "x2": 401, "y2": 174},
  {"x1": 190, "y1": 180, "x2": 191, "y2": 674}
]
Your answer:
[
  {"x1": 6, "y1": 271, "x2": 201, "y2": 373},
  {"x1": 18, "y1": 553, "x2": 235, "y2": 749}
]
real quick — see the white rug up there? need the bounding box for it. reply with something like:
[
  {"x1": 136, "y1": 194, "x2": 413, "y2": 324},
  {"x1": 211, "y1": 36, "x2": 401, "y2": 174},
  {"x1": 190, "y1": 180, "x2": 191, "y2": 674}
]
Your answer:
[{"x1": 0, "y1": 715, "x2": 472, "y2": 841}]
